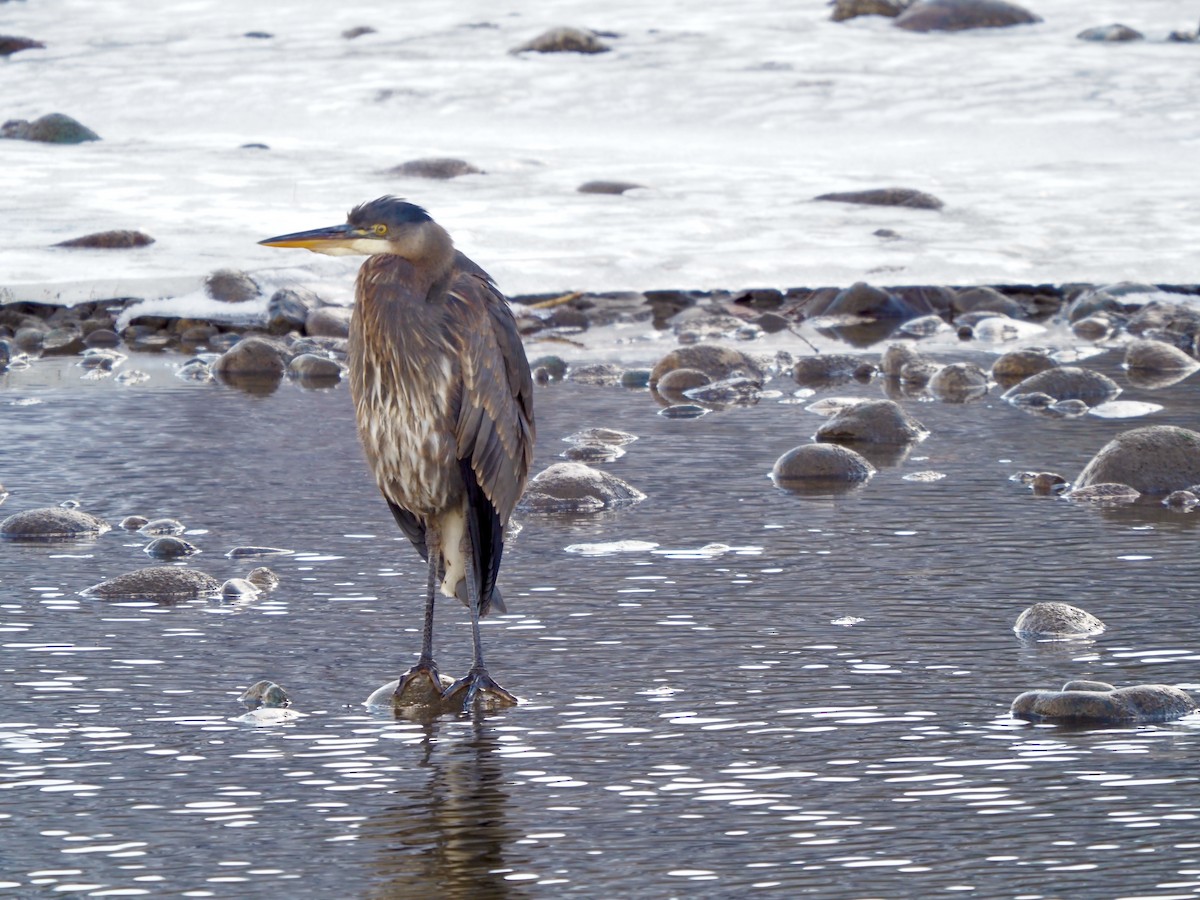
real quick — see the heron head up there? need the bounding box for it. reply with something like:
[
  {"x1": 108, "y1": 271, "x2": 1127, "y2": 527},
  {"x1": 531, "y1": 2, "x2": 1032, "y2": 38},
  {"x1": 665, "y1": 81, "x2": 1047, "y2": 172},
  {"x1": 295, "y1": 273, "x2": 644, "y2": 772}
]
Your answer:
[{"x1": 259, "y1": 196, "x2": 440, "y2": 258}]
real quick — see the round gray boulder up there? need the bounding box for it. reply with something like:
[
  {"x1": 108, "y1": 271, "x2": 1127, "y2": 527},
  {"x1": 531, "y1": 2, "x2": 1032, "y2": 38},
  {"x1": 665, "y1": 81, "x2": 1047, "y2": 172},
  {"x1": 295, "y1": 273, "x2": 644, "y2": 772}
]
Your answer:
[
  {"x1": 650, "y1": 344, "x2": 767, "y2": 388},
  {"x1": 771, "y1": 444, "x2": 876, "y2": 485},
  {"x1": 815, "y1": 399, "x2": 928, "y2": 444},
  {"x1": 213, "y1": 337, "x2": 286, "y2": 380},
  {"x1": 1075, "y1": 425, "x2": 1200, "y2": 495},
  {"x1": 0, "y1": 507, "x2": 110, "y2": 540},
  {"x1": 1125, "y1": 339, "x2": 1198, "y2": 373},
  {"x1": 520, "y1": 462, "x2": 646, "y2": 513},
  {"x1": 929, "y1": 362, "x2": 989, "y2": 401},
  {"x1": 991, "y1": 348, "x2": 1057, "y2": 387},
  {"x1": 83, "y1": 566, "x2": 221, "y2": 600},
  {"x1": 1002, "y1": 366, "x2": 1120, "y2": 404},
  {"x1": 1013, "y1": 601, "x2": 1104, "y2": 638},
  {"x1": 895, "y1": 0, "x2": 1041, "y2": 32},
  {"x1": 1011, "y1": 683, "x2": 1197, "y2": 724}
]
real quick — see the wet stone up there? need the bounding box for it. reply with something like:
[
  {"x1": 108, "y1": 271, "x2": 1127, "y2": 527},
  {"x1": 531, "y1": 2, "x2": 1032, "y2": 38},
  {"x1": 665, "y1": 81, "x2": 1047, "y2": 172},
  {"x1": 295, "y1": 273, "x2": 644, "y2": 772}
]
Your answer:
[
  {"x1": 84, "y1": 328, "x2": 121, "y2": 349},
  {"x1": 1125, "y1": 338, "x2": 1198, "y2": 373},
  {"x1": 792, "y1": 354, "x2": 866, "y2": 387},
  {"x1": 1013, "y1": 601, "x2": 1105, "y2": 637},
  {"x1": 1066, "y1": 482, "x2": 1140, "y2": 504},
  {"x1": 84, "y1": 566, "x2": 222, "y2": 601},
  {"x1": 929, "y1": 362, "x2": 989, "y2": 401},
  {"x1": 650, "y1": 343, "x2": 768, "y2": 387},
  {"x1": 568, "y1": 363, "x2": 625, "y2": 386},
  {"x1": 55, "y1": 230, "x2": 154, "y2": 249},
  {"x1": 342, "y1": 25, "x2": 377, "y2": 39},
  {"x1": 1164, "y1": 490, "x2": 1199, "y2": 511},
  {"x1": 656, "y1": 367, "x2": 711, "y2": 396},
  {"x1": 383, "y1": 157, "x2": 484, "y2": 179},
  {"x1": 144, "y1": 536, "x2": 200, "y2": 560},
  {"x1": 880, "y1": 343, "x2": 926, "y2": 377},
  {"x1": 138, "y1": 517, "x2": 186, "y2": 536},
  {"x1": 1, "y1": 112, "x2": 100, "y2": 143},
  {"x1": 119, "y1": 515, "x2": 149, "y2": 530},
  {"x1": 240, "y1": 680, "x2": 291, "y2": 708},
  {"x1": 529, "y1": 355, "x2": 568, "y2": 381},
  {"x1": 511, "y1": 26, "x2": 611, "y2": 54},
  {"x1": 306, "y1": 306, "x2": 353, "y2": 338},
  {"x1": 520, "y1": 462, "x2": 646, "y2": 513},
  {"x1": 247, "y1": 566, "x2": 281, "y2": 590},
  {"x1": 771, "y1": 443, "x2": 876, "y2": 485},
  {"x1": 815, "y1": 399, "x2": 929, "y2": 445},
  {"x1": 1077, "y1": 24, "x2": 1143, "y2": 41},
  {"x1": 213, "y1": 337, "x2": 286, "y2": 381},
  {"x1": 564, "y1": 427, "x2": 639, "y2": 446},
  {"x1": 1075, "y1": 425, "x2": 1200, "y2": 495},
  {"x1": 831, "y1": 0, "x2": 909, "y2": 20},
  {"x1": 953, "y1": 286, "x2": 1024, "y2": 318},
  {"x1": 684, "y1": 376, "x2": 762, "y2": 405},
  {"x1": 175, "y1": 360, "x2": 213, "y2": 383},
  {"x1": 1011, "y1": 683, "x2": 1198, "y2": 725},
  {"x1": 0, "y1": 507, "x2": 110, "y2": 540},
  {"x1": 227, "y1": 546, "x2": 294, "y2": 558},
  {"x1": 896, "y1": 314, "x2": 948, "y2": 337},
  {"x1": 814, "y1": 187, "x2": 944, "y2": 210},
  {"x1": 266, "y1": 288, "x2": 319, "y2": 334},
  {"x1": 577, "y1": 180, "x2": 646, "y2": 194},
  {"x1": 1002, "y1": 366, "x2": 1120, "y2": 405},
  {"x1": 205, "y1": 269, "x2": 260, "y2": 303},
  {"x1": 222, "y1": 578, "x2": 261, "y2": 600},
  {"x1": 894, "y1": 0, "x2": 1041, "y2": 32},
  {"x1": 288, "y1": 353, "x2": 343, "y2": 382},
  {"x1": 991, "y1": 348, "x2": 1057, "y2": 386},
  {"x1": 620, "y1": 368, "x2": 651, "y2": 388}
]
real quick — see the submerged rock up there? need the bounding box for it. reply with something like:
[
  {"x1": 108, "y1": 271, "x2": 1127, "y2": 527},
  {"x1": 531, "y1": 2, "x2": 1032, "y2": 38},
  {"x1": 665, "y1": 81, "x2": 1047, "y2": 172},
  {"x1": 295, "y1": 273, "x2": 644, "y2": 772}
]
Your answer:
[
  {"x1": 1077, "y1": 24, "x2": 1143, "y2": 41},
  {"x1": 894, "y1": 0, "x2": 1041, "y2": 32},
  {"x1": 1011, "y1": 683, "x2": 1197, "y2": 725},
  {"x1": 55, "y1": 230, "x2": 154, "y2": 249},
  {"x1": 119, "y1": 515, "x2": 149, "y2": 530},
  {"x1": 520, "y1": 462, "x2": 645, "y2": 513},
  {"x1": 1, "y1": 112, "x2": 100, "y2": 143},
  {"x1": 383, "y1": 157, "x2": 484, "y2": 179},
  {"x1": 650, "y1": 344, "x2": 768, "y2": 388},
  {"x1": 577, "y1": 180, "x2": 646, "y2": 194},
  {"x1": 84, "y1": 566, "x2": 221, "y2": 600},
  {"x1": 511, "y1": 26, "x2": 610, "y2": 54},
  {"x1": 991, "y1": 348, "x2": 1057, "y2": 387},
  {"x1": 1066, "y1": 483, "x2": 1140, "y2": 504},
  {"x1": 138, "y1": 517, "x2": 186, "y2": 536},
  {"x1": 0, "y1": 36, "x2": 46, "y2": 56},
  {"x1": 831, "y1": 0, "x2": 909, "y2": 20},
  {"x1": 0, "y1": 507, "x2": 110, "y2": 540},
  {"x1": 814, "y1": 188, "x2": 943, "y2": 210},
  {"x1": 880, "y1": 343, "x2": 928, "y2": 377},
  {"x1": 1002, "y1": 366, "x2": 1120, "y2": 405},
  {"x1": 1013, "y1": 601, "x2": 1105, "y2": 638},
  {"x1": 815, "y1": 399, "x2": 928, "y2": 445},
  {"x1": 928, "y1": 362, "x2": 989, "y2": 402},
  {"x1": 144, "y1": 536, "x2": 200, "y2": 560},
  {"x1": 246, "y1": 566, "x2": 281, "y2": 591},
  {"x1": 222, "y1": 578, "x2": 261, "y2": 600},
  {"x1": 771, "y1": 443, "x2": 876, "y2": 485},
  {"x1": 1124, "y1": 339, "x2": 1198, "y2": 374},
  {"x1": 792, "y1": 354, "x2": 872, "y2": 387},
  {"x1": 240, "y1": 680, "x2": 291, "y2": 708},
  {"x1": 1075, "y1": 425, "x2": 1200, "y2": 495},
  {"x1": 288, "y1": 353, "x2": 342, "y2": 382}
]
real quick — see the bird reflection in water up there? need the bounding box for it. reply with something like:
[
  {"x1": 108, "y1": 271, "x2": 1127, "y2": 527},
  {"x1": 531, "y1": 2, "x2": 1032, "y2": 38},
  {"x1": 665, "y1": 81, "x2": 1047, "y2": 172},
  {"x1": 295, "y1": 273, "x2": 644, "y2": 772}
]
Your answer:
[{"x1": 362, "y1": 714, "x2": 522, "y2": 899}]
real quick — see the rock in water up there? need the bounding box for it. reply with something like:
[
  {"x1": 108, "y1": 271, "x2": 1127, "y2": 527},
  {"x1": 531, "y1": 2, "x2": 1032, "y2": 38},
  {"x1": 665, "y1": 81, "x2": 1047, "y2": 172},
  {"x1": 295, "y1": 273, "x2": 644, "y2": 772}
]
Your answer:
[
  {"x1": 0, "y1": 507, "x2": 110, "y2": 540},
  {"x1": 816, "y1": 399, "x2": 928, "y2": 444},
  {"x1": 83, "y1": 566, "x2": 221, "y2": 601},
  {"x1": 771, "y1": 444, "x2": 876, "y2": 485},
  {"x1": 519, "y1": 462, "x2": 646, "y2": 513},
  {"x1": 1075, "y1": 425, "x2": 1200, "y2": 495},
  {"x1": 895, "y1": 0, "x2": 1041, "y2": 32},
  {"x1": 1013, "y1": 602, "x2": 1105, "y2": 637},
  {"x1": 1011, "y1": 683, "x2": 1197, "y2": 724}
]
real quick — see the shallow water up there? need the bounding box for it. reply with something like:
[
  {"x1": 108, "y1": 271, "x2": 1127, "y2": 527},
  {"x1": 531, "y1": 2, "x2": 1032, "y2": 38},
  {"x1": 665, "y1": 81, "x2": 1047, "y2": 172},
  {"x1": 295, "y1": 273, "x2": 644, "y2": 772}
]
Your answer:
[{"x1": 3, "y1": 349, "x2": 1200, "y2": 898}]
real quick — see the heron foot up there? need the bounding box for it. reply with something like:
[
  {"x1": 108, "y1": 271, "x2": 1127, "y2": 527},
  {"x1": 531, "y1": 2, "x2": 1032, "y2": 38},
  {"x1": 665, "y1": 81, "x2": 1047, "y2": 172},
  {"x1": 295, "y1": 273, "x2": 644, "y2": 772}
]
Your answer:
[
  {"x1": 393, "y1": 661, "x2": 447, "y2": 707},
  {"x1": 442, "y1": 666, "x2": 518, "y2": 711}
]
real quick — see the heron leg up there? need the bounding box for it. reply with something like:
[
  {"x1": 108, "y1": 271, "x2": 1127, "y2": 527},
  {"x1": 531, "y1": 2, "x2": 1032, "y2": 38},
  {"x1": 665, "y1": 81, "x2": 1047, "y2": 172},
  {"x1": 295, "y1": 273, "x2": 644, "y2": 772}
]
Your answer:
[
  {"x1": 394, "y1": 525, "x2": 443, "y2": 704},
  {"x1": 442, "y1": 531, "x2": 517, "y2": 710}
]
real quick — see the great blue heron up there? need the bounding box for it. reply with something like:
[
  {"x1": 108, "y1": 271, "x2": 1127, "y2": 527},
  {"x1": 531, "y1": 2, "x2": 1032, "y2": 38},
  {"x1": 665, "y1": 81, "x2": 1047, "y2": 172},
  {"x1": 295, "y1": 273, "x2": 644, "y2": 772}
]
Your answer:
[{"x1": 260, "y1": 197, "x2": 535, "y2": 708}]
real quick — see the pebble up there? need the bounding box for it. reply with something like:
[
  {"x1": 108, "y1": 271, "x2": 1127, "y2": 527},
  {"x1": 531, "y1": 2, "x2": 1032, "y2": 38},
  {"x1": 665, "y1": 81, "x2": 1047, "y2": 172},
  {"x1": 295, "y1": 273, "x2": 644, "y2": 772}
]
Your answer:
[
  {"x1": 1, "y1": 112, "x2": 99, "y2": 143},
  {"x1": 246, "y1": 566, "x2": 281, "y2": 590},
  {"x1": 222, "y1": 578, "x2": 261, "y2": 600},
  {"x1": 814, "y1": 187, "x2": 943, "y2": 210},
  {"x1": 383, "y1": 157, "x2": 484, "y2": 179},
  {"x1": 139, "y1": 518, "x2": 186, "y2": 536},
  {"x1": 55, "y1": 230, "x2": 154, "y2": 249},
  {"x1": 511, "y1": 27, "x2": 611, "y2": 54}
]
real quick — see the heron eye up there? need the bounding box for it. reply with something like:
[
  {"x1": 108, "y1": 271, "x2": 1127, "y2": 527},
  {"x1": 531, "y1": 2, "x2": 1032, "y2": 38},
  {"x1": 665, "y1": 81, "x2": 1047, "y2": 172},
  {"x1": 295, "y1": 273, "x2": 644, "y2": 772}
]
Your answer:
[{"x1": 373, "y1": 224, "x2": 388, "y2": 236}]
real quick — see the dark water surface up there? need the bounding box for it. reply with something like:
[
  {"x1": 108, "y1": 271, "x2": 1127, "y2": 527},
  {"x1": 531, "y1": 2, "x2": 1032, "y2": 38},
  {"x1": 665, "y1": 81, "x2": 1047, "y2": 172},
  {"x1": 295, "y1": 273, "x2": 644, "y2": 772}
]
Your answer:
[{"x1": 2, "y1": 350, "x2": 1200, "y2": 898}]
